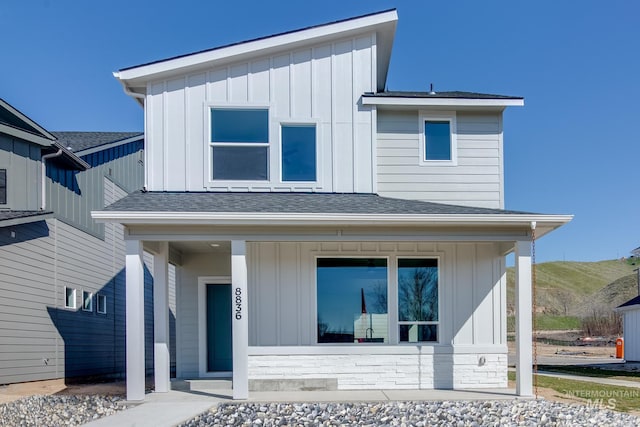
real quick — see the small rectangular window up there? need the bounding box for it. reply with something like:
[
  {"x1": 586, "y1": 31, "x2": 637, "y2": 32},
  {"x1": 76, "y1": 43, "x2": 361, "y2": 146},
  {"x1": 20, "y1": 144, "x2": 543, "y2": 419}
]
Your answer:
[
  {"x1": 281, "y1": 125, "x2": 316, "y2": 182},
  {"x1": 210, "y1": 108, "x2": 269, "y2": 181},
  {"x1": 97, "y1": 294, "x2": 107, "y2": 314},
  {"x1": 317, "y1": 258, "x2": 388, "y2": 344},
  {"x1": 82, "y1": 290, "x2": 93, "y2": 312},
  {"x1": 0, "y1": 169, "x2": 6, "y2": 204},
  {"x1": 424, "y1": 121, "x2": 451, "y2": 161},
  {"x1": 65, "y1": 287, "x2": 76, "y2": 309},
  {"x1": 398, "y1": 258, "x2": 439, "y2": 342}
]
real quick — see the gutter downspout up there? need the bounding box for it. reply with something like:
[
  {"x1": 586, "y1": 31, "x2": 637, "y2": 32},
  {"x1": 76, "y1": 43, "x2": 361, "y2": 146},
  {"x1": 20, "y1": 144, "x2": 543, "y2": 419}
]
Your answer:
[{"x1": 41, "y1": 148, "x2": 63, "y2": 210}]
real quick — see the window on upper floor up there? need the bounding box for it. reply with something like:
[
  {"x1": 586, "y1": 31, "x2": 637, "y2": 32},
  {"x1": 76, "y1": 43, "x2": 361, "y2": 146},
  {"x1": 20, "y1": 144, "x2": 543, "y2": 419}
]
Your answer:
[
  {"x1": 65, "y1": 287, "x2": 76, "y2": 309},
  {"x1": 210, "y1": 108, "x2": 269, "y2": 181},
  {"x1": 97, "y1": 294, "x2": 107, "y2": 314},
  {"x1": 419, "y1": 112, "x2": 457, "y2": 166},
  {"x1": 0, "y1": 169, "x2": 6, "y2": 204},
  {"x1": 281, "y1": 124, "x2": 316, "y2": 182},
  {"x1": 82, "y1": 290, "x2": 93, "y2": 312}
]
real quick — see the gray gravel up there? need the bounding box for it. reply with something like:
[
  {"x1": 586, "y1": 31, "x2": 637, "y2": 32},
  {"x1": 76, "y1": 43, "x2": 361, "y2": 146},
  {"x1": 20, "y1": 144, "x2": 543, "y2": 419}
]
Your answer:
[
  {"x1": 178, "y1": 400, "x2": 640, "y2": 427},
  {"x1": 0, "y1": 394, "x2": 127, "y2": 427}
]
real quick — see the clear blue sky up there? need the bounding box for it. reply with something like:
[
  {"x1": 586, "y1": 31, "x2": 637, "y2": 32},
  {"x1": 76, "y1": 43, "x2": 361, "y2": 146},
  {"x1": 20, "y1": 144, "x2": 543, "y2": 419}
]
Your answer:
[{"x1": 1, "y1": 1, "x2": 638, "y2": 263}]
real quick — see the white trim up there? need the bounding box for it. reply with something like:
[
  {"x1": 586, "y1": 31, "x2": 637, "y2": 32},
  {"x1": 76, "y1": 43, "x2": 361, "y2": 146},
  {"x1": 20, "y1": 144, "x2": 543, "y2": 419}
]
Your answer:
[
  {"x1": 418, "y1": 111, "x2": 457, "y2": 166},
  {"x1": 73, "y1": 134, "x2": 144, "y2": 156},
  {"x1": 198, "y1": 276, "x2": 233, "y2": 378},
  {"x1": 81, "y1": 289, "x2": 93, "y2": 312},
  {"x1": 115, "y1": 10, "x2": 398, "y2": 83},
  {"x1": 248, "y1": 344, "x2": 508, "y2": 355},
  {"x1": 97, "y1": 294, "x2": 107, "y2": 314},
  {"x1": 64, "y1": 287, "x2": 76, "y2": 309},
  {"x1": 614, "y1": 304, "x2": 640, "y2": 313},
  {"x1": 362, "y1": 96, "x2": 524, "y2": 108}
]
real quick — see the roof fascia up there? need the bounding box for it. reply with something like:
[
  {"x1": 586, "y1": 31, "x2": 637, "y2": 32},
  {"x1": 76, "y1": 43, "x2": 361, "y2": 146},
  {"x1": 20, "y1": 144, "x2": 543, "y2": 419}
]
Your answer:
[
  {"x1": 74, "y1": 134, "x2": 144, "y2": 156},
  {"x1": 115, "y1": 10, "x2": 398, "y2": 86},
  {"x1": 0, "y1": 99, "x2": 57, "y2": 141},
  {"x1": 0, "y1": 212, "x2": 54, "y2": 228},
  {"x1": 92, "y1": 211, "x2": 572, "y2": 231},
  {"x1": 0, "y1": 123, "x2": 55, "y2": 147},
  {"x1": 362, "y1": 96, "x2": 525, "y2": 108},
  {"x1": 614, "y1": 304, "x2": 640, "y2": 313},
  {"x1": 49, "y1": 142, "x2": 91, "y2": 170}
]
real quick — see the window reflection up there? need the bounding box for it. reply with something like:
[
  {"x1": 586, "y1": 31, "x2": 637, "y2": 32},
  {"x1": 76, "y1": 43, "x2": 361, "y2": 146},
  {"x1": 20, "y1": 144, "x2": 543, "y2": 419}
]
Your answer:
[
  {"x1": 398, "y1": 258, "x2": 439, "y2": 342},
  {"x1": 317, "y1": 258, "x2": 388, "y2": 343}
]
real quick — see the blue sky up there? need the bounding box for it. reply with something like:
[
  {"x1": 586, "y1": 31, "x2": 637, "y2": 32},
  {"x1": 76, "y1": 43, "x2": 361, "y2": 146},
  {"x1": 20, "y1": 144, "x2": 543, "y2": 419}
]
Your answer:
[{"x1": 1, "y1": 1, "x2": 638, "y2": 262}]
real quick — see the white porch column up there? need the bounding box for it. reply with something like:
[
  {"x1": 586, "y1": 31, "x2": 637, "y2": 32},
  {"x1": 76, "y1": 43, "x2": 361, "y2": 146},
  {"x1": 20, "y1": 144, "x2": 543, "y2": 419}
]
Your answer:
[
  {"x1": 231, "y1": 240, "x2": 248, "y2": 399},
  {"x1": 153, "y1": 242, "x2": 170, "y2": 393},
  {"x1": 515, "y1": 240, "x2": 533, "y2": 397},
  {"x1": 125, "y1": 239, "x2": 145, "y2": 401}
]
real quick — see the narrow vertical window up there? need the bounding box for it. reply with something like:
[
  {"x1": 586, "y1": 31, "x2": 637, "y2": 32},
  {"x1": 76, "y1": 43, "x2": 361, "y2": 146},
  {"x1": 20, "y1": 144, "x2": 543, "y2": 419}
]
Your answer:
[
  {"x1": 97, "y1": 294, "x2": 107, "y2": 314},
  {"x1": 65, "y1": 287, "x2": 76, "y2": 309},
  {"x1": 398, "y1": 258, "x2": 439, "y2": 342},
  {"x1": 82, "y1": 290, "x2": 93, "y2": 312},
  {"x1": 281, "y1": 125, "x2": 316, "y2": 182},
  {"x1": 424, "y1": 121, "x2": 451, "y2": 161},
  {"x1": 0, "y1": 169, "x2": 6, "y2": 204}
]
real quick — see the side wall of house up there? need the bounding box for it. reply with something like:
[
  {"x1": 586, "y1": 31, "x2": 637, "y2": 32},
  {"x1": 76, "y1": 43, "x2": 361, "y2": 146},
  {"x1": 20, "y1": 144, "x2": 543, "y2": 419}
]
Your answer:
[
  {"x1": 144, "y1": 33, "x2": 377, "y2": 194},
  {"x1": 624, "y1": 309, "x2": 640, "y2": 362},
  {"x1": 376, "y1": 110, "x2": 504, "y2": 209},
  {"x1": 0, "y1": 133, "x2": 41, "y2": 210}
]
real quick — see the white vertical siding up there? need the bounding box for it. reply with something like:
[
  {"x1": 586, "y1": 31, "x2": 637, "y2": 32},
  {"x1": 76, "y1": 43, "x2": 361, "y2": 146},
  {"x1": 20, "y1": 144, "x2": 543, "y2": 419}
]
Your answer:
[
  {"x1": 623, "y1": 309, "x2": 640, "y2": 362},
  {"x1": 376, "y1": 111, "x2": 504, "y2": 209},
  {"x1": 144, "y1": 33, "x2": 377, "y2": 193}
]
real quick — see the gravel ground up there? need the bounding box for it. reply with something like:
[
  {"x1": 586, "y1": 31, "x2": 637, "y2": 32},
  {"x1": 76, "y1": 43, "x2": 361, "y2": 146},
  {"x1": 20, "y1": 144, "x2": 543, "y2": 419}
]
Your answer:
[
  {"x1": 178, "y1": 401, "x2": 640, "y2": 427},
  {"x1": 0, "y1": 394, "x2": 128, "y2": 427}
]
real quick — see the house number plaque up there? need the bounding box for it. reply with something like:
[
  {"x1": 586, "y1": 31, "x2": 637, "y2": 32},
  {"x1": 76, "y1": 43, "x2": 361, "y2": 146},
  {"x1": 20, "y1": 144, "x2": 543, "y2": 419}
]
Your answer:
[{"x1": 234, "y1": 287, "x2": 242, "y2": 320}]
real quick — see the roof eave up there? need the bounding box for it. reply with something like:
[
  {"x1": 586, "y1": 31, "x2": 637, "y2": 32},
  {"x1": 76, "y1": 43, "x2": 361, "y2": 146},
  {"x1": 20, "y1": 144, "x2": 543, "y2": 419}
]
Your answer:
[
  {"x1": 115, "y1": 10, "x2": 398, "y2": 87},
  {"x1": 0, "y1": 212, "x2": 54, "y2": 228},
  {"x1": 92, "y1": 211, "x2": 572, "y2": 234},
  {"x1": 361, "y1": 96, "x2": 525, "y2": 108}
]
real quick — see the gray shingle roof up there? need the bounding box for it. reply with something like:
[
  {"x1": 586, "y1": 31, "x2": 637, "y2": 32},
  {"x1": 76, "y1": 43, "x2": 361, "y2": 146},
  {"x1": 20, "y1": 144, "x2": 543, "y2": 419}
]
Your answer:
[
  {"x1": 103, "y1": 191, "x2": 536, "y2": 215},
  {"x1": 0, "y1": 210, "x2": 53, "y2": 224},
  {"x1": 618, "y1": 295, "x2": 640, "y2": 309},
  {"x1": 51, "y1": 132, "x2": 143, "y2": 152},
  {"x1": 363, "y1": 91, "x2": 523, "y2": 100}
]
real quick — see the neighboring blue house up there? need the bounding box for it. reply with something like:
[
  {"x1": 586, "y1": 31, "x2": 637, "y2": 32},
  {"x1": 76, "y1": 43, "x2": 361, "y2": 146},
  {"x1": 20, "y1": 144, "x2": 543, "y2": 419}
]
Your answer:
[
  {"x1": 0, "y1": 98, "x2": 172, "y2": 384},
  {"x1": 97, "y1": 9, "x2": 571, "y2": 401}
]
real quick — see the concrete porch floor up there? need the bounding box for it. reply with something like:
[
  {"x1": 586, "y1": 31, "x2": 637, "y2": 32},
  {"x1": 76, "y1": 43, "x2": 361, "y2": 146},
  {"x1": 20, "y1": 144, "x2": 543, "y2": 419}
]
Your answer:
[{"x1": 83, "y1": 381, "x2": 522, "y2": 427}]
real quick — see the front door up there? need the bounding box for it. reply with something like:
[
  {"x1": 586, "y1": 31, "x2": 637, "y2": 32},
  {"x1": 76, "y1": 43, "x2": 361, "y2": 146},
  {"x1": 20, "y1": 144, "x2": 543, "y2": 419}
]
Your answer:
[{"x1": 206, "y1": 284, "x2": 232, "y2": 372}]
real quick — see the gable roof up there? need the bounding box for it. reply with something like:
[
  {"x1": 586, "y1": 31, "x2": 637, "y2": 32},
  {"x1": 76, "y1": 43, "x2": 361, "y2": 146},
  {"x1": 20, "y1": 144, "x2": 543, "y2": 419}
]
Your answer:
[
  {"x1": 93, "y1": 191, "x2": 572, "y2": 238},
  {"x1": 51, "y1": 131, "x2": 143, "y2": 154},
  {"x1": 115, "y1": 9, "x2": 397, "y2": 96},
  {"x1": 0, "y1": 98, "x2": 57, "y2": 146},
  {"x1": 617, "y1": 295, "x2": 640, "y2": 310}
]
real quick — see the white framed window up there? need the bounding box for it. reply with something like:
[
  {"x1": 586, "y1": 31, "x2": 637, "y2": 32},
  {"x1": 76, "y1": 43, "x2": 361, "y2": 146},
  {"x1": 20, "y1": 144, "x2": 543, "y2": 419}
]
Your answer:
[
  {"x1": 418, "y1": 111, "x2": 457, "y2": 166},
  {"x1": 316, "y1": 257, "x2": 389, "y2": 344},
  {"x1": 397, "y1": 258, "x2": 439, "y2": 343},
  {"x1": 82, "y1": 290, "x2": 93, "y2": 312},
  {"x1": 209, "y1": 107, "x2": 270, "y2": 181},
  {"x1": 97, "y1": 294, "x2": 107, "y2": 314},
  {"x1": 64, "y1": 287, "x2": 76, "y2": 309},
  {"x1": 280, "y1": 123, "x2": 317, "y2": 182}
]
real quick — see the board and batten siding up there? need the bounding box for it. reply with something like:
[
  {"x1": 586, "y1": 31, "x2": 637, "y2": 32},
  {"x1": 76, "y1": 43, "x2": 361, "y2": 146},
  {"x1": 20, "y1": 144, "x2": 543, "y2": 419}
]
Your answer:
[
  {"x1": 0, "y1": 133, "x2": 42, "y2": 210},
  {"x1": 144, "y1": 33, "x2": 377, "y2": 194},
  {"x1": 376, "y1": 110, "x2": 504, "y2": 209},
  {"x1": 623, "y1": 308, "x2": 640, "y2": 362}
]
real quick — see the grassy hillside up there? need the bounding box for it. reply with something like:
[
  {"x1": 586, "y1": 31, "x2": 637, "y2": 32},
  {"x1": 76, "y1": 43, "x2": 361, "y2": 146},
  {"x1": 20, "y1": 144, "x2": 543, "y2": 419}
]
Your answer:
[{"x1": 507, "y1": 259, "x2": 638, "y2": 317}]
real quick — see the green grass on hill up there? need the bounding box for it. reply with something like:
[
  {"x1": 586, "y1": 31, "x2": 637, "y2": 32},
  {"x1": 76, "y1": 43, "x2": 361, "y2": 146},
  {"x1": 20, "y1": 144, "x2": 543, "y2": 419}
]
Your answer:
[{"x1": 507, "y1": 315, "x2": 581, "y2": 332}]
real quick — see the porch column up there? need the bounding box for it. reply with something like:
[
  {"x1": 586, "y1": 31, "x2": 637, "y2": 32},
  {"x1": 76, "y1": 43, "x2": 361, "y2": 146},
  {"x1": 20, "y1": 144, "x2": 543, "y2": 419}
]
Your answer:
[
  {"x1": 125, "y1": 239, "x2": 145, "y2": 401},
  {"x1": 515, "y1": 239, "x2": 533, "y2": 397},
  {"x1": 153, "y1": 242, "x2": 170, "y2": 393},
  {"x1": 231, "y1": 240, "x2": 248, "y2": 399}
]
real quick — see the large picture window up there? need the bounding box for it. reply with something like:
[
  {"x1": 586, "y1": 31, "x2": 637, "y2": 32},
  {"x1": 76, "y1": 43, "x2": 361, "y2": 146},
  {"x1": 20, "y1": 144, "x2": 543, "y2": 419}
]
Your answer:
[
  {"x1": 281, "y1": 125, "x2": 316, "y2": 182},
  {"x1": 398, "y1": 258, "x2": 439, "y2": 342},
  {"x1": 210, "y1": 108, "x2": 269, "y2": 180},
  {"x1": 316, "y1": 258, "x2": 388, "y2": 343}
]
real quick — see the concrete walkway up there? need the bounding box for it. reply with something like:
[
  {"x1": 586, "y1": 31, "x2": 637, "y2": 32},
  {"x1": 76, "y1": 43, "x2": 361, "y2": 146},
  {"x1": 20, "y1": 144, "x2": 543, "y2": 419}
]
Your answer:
[{"x1": 82, "y1": 387, "x2": 521, "y2": 427}]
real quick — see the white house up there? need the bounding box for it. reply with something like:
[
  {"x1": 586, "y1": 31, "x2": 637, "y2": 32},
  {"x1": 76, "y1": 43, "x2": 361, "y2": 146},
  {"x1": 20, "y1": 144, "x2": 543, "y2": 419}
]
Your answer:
[{"x1": 93, "y1": 9, "x2": 572, "y2": 400}]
